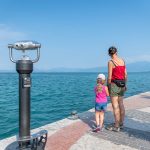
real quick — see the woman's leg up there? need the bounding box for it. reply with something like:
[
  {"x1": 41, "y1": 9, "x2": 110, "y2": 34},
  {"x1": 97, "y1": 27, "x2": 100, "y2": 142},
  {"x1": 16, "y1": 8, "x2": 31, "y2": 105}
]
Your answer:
[
  {"x1": 99, "y1": 111, "x2": 104, "y2": 128},
  {"x1": 118, "y1": 96, "x2": 125, "y2": 125},
  {"x1": 111, "y1": 96, "x2": 120, "y2": 127}
]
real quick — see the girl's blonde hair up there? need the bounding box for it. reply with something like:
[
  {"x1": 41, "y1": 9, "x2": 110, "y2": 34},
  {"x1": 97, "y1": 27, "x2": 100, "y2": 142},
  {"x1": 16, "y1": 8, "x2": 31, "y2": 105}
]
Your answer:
[{"x1": 97, "y1": 78, "x2": 105, "y2": 85}]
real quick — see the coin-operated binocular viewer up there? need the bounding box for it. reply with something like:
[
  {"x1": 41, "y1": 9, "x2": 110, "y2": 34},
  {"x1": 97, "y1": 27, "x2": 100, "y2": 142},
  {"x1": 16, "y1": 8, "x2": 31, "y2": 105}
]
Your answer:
[{"x1": 8, "y1": 41, "x2": 47, "y2": 150}]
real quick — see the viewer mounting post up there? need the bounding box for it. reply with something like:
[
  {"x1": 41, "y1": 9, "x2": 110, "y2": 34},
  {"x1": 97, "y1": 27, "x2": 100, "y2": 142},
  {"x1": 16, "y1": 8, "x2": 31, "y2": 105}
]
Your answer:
[{"x1": 8, "y1": 41, "x2": 47, "y2": 150}]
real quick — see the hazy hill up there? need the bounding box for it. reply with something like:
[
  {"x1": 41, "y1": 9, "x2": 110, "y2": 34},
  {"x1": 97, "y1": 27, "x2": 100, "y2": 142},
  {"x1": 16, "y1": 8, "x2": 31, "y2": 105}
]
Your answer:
[
  {"x1": 48, "y1": 61, "x2": 150, "y2": 72},
  {"x1": 1, "y1": 61, "x2": 149, "y2": 73},
  {"x1": 126, "y1": 61, "x2": 150, "y2": 72}
]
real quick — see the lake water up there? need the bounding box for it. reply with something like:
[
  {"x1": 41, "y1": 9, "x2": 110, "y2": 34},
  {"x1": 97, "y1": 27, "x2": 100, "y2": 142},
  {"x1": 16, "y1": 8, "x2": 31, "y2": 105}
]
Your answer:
[{"x1": 0, "y1": 72, "x2": 150, "y2": 139}]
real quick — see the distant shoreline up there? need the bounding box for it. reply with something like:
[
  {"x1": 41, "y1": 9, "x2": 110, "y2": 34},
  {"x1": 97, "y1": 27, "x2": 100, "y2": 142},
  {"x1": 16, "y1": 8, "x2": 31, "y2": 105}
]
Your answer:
[{"x1": 0, "y1": 71, "x2": 149, "y2": 73}]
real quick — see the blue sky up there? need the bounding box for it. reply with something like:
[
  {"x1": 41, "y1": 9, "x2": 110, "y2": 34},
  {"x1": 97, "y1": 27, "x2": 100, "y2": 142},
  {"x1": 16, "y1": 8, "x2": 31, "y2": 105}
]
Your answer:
[{"x1": 0, "y1": 0, "x2": 150, "y2": 70}]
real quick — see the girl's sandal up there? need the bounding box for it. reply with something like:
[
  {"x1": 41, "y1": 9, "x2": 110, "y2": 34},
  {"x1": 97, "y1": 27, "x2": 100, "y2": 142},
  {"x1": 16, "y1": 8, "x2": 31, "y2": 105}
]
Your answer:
[{"x1": 92, "y1": 127, "x2": 100, "y2": 132}]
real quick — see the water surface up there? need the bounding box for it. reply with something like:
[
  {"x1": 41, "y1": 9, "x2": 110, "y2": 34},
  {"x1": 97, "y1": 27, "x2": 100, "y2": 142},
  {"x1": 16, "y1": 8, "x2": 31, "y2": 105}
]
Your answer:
[{"x1": 0, "y1": 72, "x2": 150, "y2": 139}]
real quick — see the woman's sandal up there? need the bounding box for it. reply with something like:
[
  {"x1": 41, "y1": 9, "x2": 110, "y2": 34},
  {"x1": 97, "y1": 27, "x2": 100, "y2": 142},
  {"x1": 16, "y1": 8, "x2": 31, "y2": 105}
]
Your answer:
[
  {"x1": 120, "y1": 123, "x2": 124, "y2": 129},
  {"x1": 106, "y1": 123, "x2": 120, "y2": 132}
]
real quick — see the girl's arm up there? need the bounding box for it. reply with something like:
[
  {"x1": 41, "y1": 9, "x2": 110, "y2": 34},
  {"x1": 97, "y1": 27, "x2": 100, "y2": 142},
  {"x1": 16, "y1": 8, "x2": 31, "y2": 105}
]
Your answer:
[
  {"x1": 105, "y1": 86, "x2": 109, "y2": 96},
  {"x1": 94, "y1": 86, "x2": 98, "y2": 95}
]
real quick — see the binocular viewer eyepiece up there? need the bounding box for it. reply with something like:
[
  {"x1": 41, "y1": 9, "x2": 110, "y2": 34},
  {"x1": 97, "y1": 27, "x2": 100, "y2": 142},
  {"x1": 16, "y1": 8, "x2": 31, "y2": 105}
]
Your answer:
[
  {"x1": 8, "y1": 40, "x2": 41, "y2": 50},
  {"x1": 8, "y1": 40, "x2": 41, "y2": 63}
]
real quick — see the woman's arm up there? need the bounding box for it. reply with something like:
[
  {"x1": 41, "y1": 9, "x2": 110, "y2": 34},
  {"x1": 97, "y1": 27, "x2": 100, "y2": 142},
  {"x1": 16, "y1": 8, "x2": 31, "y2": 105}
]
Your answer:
[
  {"x1": 125, "y1": 68, "x2": 127, "y2": 82},
  {"x1": 105, "y1": 86, "x2": 109, "y2": 96},
  {"x1": 124, "y1": 67, "x2": 128, "y2": 91},
  {"x1": 107, "y1": 61, "x2": 113, "y2": 84}
]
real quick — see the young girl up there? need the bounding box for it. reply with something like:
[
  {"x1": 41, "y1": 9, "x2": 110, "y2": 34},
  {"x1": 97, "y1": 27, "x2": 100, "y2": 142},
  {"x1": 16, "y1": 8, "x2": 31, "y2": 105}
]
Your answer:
[{"x1": 93, "y1": 74, "x2": 109, "y2": 132}]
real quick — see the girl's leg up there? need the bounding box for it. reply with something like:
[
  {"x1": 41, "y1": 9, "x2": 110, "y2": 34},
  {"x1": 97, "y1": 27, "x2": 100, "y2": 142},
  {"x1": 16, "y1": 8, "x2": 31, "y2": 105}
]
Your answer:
[
  {"x1": 99, "y1": 111, "x2": 104, "y2": 128},
  {"x1": 111, "y1": 96, "x2": 120, "y2": 127},
  {"x1": 118, "y1": 96, "x2": 125, "y2": 125},
  {"x1": 93, "y1": 111, "x2": 101, "y2": 132},
  {"x1": 95, "y1": 111, "x2": 100, "y2": 127}
]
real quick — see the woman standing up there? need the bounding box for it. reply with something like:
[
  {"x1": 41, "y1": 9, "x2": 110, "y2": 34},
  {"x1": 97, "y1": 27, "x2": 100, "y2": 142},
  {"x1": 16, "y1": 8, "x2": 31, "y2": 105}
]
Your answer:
[{"x1": 106, "y1": 46, "x2": 127, "y2": 132}]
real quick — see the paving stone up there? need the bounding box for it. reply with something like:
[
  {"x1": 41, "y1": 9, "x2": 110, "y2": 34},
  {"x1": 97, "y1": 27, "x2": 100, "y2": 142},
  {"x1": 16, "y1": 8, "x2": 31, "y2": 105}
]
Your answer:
[
  {"x1": 89, "y1": 126, "x2": 150, "y2": 150},
  {"x1": 70, "y1": 134, "x2": 138, "y2": 150},
  {"x1": 1, "y1": 92, "x2": 150, "y2": 150},
  {"x1": 139, "y1": 147, "x2": 150, "y2": 150},
  {"x1": 126, "y1": 110, "x2": 150, "y2": 122}
]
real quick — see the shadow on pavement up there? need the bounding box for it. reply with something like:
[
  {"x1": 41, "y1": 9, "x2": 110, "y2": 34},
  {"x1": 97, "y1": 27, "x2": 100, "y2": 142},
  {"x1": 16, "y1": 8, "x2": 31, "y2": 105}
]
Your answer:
[{"x1": 5, "y1": 141, "x2": 18, "y2": 150}]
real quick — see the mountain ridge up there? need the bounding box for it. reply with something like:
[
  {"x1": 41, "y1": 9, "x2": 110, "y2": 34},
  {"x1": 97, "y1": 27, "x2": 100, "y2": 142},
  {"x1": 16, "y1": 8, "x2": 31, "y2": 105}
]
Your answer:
[
  {"x1": 0, "y1": 61, "x2": 149, "y2": 73},
  {"x1": 47, "y1": 61, "x2": 150, "y2": 72}
]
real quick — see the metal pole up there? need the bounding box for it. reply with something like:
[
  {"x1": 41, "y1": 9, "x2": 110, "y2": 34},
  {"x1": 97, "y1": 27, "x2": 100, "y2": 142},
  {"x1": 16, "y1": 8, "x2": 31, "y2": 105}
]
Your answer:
[{"x1": 16, "y1": 60, "x2": 33, "y2": 148}]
